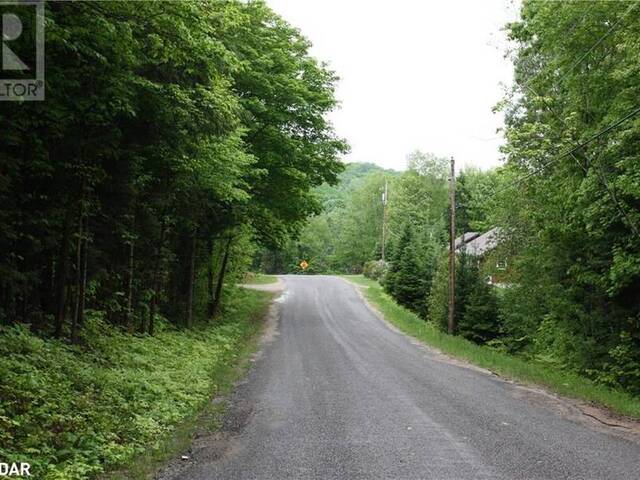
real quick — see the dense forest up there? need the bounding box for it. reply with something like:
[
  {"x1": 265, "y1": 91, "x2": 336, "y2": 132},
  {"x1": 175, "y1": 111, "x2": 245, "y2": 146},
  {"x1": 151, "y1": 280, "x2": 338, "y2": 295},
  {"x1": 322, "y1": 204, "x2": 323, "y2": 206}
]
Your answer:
[
  {"x1": 0, "y1": 0, "x2": 346, "y2": 336},
  {"x1": 0, "y1": 1, "x2": 346, "y2": 477},
  {"x1": 262, "y1": 0, "x2": 640, "y2": 396},
  {"x1": 494, "y1": 0, "x2": 640, "y2": 394}
]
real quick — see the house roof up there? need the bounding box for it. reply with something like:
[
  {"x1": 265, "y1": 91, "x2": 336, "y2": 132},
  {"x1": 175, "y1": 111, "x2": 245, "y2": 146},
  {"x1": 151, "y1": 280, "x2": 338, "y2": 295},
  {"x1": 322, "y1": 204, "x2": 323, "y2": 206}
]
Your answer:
[
  {"x1": 454, "y1": 232, "x2": 480, "y2": 248},
  {"x1": 456, "y1": 227, "x2": 503, "y2": 256}
]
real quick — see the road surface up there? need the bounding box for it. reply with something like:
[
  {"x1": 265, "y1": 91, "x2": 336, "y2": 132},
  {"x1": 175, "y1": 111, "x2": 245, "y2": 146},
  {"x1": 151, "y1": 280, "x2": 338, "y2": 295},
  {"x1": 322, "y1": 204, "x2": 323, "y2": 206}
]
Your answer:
[{"x1": 163, "y1": 275, "x2": 640, "y2": 480}]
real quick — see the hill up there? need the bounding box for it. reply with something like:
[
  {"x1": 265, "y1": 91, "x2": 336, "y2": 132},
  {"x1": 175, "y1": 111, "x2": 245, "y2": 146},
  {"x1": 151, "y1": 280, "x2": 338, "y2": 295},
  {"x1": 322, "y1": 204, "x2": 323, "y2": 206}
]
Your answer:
[{"x1": 315, "y1": 162, "x2": 399, "y2": 212}]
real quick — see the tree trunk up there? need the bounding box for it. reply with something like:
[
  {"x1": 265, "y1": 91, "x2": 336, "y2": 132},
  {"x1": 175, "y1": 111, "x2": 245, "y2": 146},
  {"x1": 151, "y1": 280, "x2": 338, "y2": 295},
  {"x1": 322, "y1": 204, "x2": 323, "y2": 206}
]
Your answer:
[
  {"x1": 71, "y1": 209, "x2": 84, "y2": 343},
  {"x1": 54, "y1": 209, "x2": 73, "y2": 338},
  {"x1": 34, "y1": 252, "x2": 54, "y2": 333},
  {"x1": 126, "y1": 240, "x2": 134, "y2": 333},
  {"x1": 148, "y1": 218, "x2": 165, "y2": 336},
  {"x1": 186, "y1": 234, "x2": 197, "y2": 328},
  {"x1": 212, "y1": 237, "x2": 232, "y2": 317},
  {"x1": 77, "y1": 217, "x2": 89, "y2": 334},
  {"x1": 1, "y1": 285, "x2": 9, "y2": 326},
  {"x1": 207, "y1": 238, "x2": 215, "y2": 318},
  {"x1": 20, "y1": 279, "x2": 27, "y2": 324}
]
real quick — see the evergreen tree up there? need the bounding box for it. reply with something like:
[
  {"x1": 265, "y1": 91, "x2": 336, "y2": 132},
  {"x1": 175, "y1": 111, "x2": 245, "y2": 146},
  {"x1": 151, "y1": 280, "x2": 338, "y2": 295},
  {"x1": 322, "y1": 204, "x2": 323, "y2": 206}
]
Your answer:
[
  {"x1": 427, "y1": 249, "x2": 499, "y2": 343},
  {"x1": 457, "y1": 254, "x2": 500, "y2": 343},
  {"x1": 384, "y1": 224, "x2": 428, "y2": 316}
]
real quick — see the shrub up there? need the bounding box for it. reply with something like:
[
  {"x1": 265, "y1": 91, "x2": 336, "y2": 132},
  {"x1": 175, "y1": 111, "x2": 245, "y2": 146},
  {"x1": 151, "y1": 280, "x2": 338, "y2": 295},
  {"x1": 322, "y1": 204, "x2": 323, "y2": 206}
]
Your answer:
[
  {"x1": 0, "y1": 288, "x2": 271, "y2": 480},
  {"x1": 363, "y1": 260, "x2": 388, "y2": 281},
  {"x1": 597, "y1": 331, "x2": 640, "y2": 395}
]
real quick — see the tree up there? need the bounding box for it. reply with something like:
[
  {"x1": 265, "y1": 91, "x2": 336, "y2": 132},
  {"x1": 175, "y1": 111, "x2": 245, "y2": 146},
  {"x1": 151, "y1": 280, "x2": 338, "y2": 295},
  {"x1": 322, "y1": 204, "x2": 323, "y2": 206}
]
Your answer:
[
  {"x1": 0, "y1": 0, "x2": 346, "y2": 339},
  {"x1": 456, "y1": 253, "x2": 500, "y2": 344},
  {"x1": 495, "y1": 0, "x2": 640, "y2": 388},
  {"x1": 456, "y1": 168, "x2": 502, "y2": 234},
  {"x1": 384, "y1": 224, "x2": 432, "y2": 316},
  {"x1": 218, "y1": 0, "x2": 348, "y2": 247},
  {"x1": 255, "y1": 163, "x2": 401, "y2": 274},
  {"x1": 387, "y1": 151, "x2": 449, "y2": 243},
  {"x1": 331, "y1": 172, "x2": 388, "y2": 272},
  {"x1": 426, "y1": 250, "x2": 499, "y2": 343}
]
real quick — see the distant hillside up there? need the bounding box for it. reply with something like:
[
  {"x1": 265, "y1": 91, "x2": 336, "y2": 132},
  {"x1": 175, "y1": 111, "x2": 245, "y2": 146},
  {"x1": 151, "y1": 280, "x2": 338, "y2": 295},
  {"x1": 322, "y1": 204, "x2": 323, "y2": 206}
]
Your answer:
[{"x1": 315, "y1": 162, "x2": 399, "y2": 212}]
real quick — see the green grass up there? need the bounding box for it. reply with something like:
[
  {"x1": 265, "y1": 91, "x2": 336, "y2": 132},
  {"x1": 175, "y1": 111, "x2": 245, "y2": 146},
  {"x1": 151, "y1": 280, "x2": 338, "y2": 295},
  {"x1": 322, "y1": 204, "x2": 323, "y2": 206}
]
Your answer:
[
  {"x1": 342, "y1": 275, "x2": 640, "y2": 420},
  {"x1": 243, "y1": 272, "x2": 278, "y2": 285},
  {"x1": 0, "y1": 287, "x2": 274, "y2": 480}
]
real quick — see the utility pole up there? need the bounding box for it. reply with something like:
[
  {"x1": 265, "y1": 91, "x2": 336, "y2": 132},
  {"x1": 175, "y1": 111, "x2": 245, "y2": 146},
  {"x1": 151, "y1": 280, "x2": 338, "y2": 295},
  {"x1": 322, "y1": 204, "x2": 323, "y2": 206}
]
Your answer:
[
  {"x1": 381, "y1": 179, "x2": 388, "y2": 262},
  {"x1": 448, "y1": 156, "x2": 456, "y2": 335}
]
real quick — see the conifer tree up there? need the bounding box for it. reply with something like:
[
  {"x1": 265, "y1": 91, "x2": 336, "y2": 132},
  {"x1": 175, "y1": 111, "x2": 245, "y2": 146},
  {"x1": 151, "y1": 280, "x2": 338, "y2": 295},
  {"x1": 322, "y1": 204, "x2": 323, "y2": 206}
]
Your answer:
[
  {"x1": 384, "y1": 224, "x2": 427, "y2": 316},
  {"x1": 457, "y1": 255, "x2": 500, "y2": 343}
]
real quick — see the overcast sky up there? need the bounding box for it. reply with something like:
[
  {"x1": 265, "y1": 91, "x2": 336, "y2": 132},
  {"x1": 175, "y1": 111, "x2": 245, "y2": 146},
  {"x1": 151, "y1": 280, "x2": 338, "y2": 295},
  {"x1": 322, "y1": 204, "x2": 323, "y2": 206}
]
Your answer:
[{"x1": 267, "y1": 0, "x2": 519, "y2": 172}]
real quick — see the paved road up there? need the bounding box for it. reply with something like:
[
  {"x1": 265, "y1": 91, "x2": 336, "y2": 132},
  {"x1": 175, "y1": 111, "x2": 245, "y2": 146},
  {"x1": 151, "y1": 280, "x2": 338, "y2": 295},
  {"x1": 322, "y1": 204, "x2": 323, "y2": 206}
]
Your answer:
[{"x1": 166, "y1": 275, "x2": 640, "y2": 480}]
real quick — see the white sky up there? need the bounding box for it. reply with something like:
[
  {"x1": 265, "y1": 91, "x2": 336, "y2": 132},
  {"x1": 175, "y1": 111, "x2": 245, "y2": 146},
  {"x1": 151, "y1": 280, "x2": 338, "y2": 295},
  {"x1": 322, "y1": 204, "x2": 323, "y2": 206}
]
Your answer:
[{"x1": 267, "y1": 0, "x2": 519, "y2": 172}]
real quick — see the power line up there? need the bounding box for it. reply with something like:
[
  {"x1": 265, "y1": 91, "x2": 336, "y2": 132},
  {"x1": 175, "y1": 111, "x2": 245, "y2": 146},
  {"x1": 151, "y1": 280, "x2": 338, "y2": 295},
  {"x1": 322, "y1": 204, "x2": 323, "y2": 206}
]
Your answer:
[
  {"x1": 526, "y1": 82, "x2": 640, "y2": 235},
  {"x1": 445, "y1": 4, "x2": 640, "y2": 248},
  {"x1": 519, "y1": 1, "x2": 639, "y2": 94},
  {"x1": 484, "y1": 1, "x2": 640, "y2": 236},
  {"x1": 448, "y1": 156, "x2": 456, "y2": 336},
  {"x1": 381, "y1": 179, "x2": 388, "y2": 262},
  {"x1": 562, "y1": 1, "x2": 639, "y2": 80},
  {"x1": 521, "y1": 13, "x2": 640, "y2": 236},
  {"x1": 485, "y1": 104, "x2": 640, "y2": 201}
]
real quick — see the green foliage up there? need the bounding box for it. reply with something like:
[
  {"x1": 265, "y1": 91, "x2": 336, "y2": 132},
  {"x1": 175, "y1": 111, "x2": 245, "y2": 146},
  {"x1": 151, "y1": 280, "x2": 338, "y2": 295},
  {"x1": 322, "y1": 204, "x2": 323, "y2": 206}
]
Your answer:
[
  {"x1": 219, "y1": 0, "x2": 348, "y2": 246},
  {"x1": 315, "y1": 162, "x2": 390, "y2": 211},
  {"x1": 387, "y1": 151, "x2": 448, "y2": 239},
  {"x1": 457, "y1": 258, "x2": 500, "y2": 344},
  {"x1": 427, "y1": 251, "x2": 499, "y2": 344},
  {"x1": 384, "y1": 225, "x2": 428, "y2": 316},
  {"x1": 597, "y1": 331, "x2": 640, "y2": 396},
  {"x1": 363, "y1": 260, "x2": 388, "y2": 281},
  {"x1": 491, "y1": 0, "x2": 640, "y2": 392},
  {"x1": 0, "y1": 0, "x2": 344, "y2": 335},
  {"x1": 329, "y1": 171, "x2": 389, "y2": 272},
  {"x1": 258, "y1": 151, "x2": 449, "y2": 278},
  {"x1": 257, "y1": 163, "x2": 399, "y2": 274},
  {"x1": 376, "y1": 152, "x2": 449, "y2": 318},
  {"x1": 456, "y1": 168, "x2": 501, "y2": 233},
  {"x1": 383, "y1": 1, "x2": 640, "y2": 396},
  {"x1": 256, "y1": 0, "x2": 640, "y2": 400},
  {"x1": 0, "y1": 2, "x2": 343, "y2": 473},
  {"x1": 426, "y1": 253, "x2": 450, "y2": 330},
  {"x1": 0, "y1": 288, "x2": 272, "y2": 480},
  {"x1": 243, "y1": 273, "x2": 278, "y2": 285}
]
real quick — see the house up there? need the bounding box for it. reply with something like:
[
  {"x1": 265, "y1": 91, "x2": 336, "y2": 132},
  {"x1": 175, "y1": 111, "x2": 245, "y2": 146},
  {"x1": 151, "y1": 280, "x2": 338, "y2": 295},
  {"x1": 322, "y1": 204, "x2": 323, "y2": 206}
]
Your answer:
[
  {"x1": 454, "y1": 227, "x2": 508, "y2": 285},
  {"x1": 456, "y1": 227, "x2": 502, "y2": 257},
  {"x1": 454, "y1": 232, "x2": 481, "y2": 249}
]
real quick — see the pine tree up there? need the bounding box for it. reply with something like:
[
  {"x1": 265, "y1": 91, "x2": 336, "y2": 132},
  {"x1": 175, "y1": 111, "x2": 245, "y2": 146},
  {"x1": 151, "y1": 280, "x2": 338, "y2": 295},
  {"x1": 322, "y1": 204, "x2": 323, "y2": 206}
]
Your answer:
[
  {"x1": 456, "y1": 253, "x2": 500, "y2": 344},
  {"x1": 384, "y1": 224, "x2": 428, "y2": 316}
]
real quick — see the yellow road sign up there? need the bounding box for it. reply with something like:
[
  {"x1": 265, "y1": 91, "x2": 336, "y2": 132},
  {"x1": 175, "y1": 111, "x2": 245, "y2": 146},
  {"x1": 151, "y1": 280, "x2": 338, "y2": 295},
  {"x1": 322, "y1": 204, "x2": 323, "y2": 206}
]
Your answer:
[{"x1": 300, "y1": 260, "x2": 309, "y2": 271}]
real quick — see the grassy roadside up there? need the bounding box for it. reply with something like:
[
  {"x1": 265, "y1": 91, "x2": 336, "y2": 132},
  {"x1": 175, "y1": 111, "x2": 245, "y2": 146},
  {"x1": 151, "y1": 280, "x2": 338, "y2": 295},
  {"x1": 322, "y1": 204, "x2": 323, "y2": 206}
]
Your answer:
[
  {"x1": 103, "y1": 287, "x2": 274, "y2": 480},
  {"x1": 0, "y1": 287, "x2": 274, "y2": 480},
  {"x1": 243, "y1": 273, "x2": 279, "y2": 285},
  {"x1": 342, "y1": 275, "x2": 640, "y2": 420}
]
